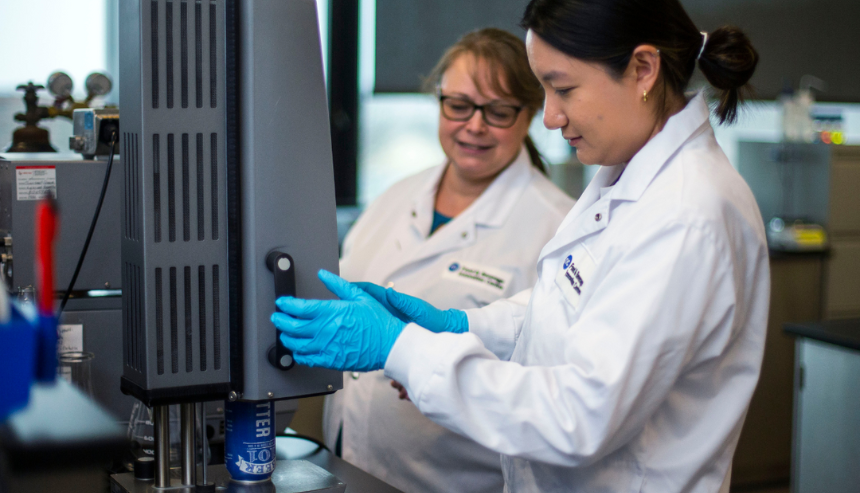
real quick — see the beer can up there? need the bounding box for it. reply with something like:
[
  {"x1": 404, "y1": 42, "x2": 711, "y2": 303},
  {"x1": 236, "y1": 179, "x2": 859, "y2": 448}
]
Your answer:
[{"x1": 225, "y1": 400, "x2": 276, "y2": 482}]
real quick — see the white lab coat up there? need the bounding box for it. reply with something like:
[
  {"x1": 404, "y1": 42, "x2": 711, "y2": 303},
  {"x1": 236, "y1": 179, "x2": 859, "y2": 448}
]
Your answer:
[
  {"x1": 384, "y1": 93, "x2": 771, "y2": 493},
  {"x1": 323, "y1": 149, "x2": 575, "y2": 493}
]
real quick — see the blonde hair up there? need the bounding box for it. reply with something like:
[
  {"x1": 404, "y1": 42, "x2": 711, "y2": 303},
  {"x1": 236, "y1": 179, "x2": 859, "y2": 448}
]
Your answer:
[{"x1": 424, "y1": 28, "x2": 547, "y2": 173}]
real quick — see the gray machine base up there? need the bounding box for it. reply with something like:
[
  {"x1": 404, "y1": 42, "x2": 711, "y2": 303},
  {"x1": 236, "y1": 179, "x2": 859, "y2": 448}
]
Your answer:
[{"x1": 110, "y1": 460, "x2": 346, "y2": 493}]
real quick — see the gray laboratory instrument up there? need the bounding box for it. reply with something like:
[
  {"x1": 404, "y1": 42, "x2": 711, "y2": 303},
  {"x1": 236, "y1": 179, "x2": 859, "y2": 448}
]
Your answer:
[{"x1": 111, "y1": 0, "x2": 344, "y2": 491}]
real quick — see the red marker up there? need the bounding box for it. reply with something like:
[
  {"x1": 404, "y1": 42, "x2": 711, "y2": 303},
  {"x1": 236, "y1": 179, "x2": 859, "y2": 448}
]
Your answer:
[{"x1": 35, "y1": 193, "x2": 59, "y2": 315}]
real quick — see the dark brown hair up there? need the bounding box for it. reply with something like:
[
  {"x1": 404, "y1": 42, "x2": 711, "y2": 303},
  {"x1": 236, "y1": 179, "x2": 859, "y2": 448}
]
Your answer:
[
  {"x1": 521, "y1": 0, "x2": 759, "y2": 124},
  {"x1": 424, "y1": 28, "x2": 547, "y2": 173}
]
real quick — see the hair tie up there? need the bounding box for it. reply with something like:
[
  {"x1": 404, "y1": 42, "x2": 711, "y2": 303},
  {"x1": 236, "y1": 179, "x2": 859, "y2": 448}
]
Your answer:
[{"x1": 697, "y1": 31, "x2": 708, "y2": 61}]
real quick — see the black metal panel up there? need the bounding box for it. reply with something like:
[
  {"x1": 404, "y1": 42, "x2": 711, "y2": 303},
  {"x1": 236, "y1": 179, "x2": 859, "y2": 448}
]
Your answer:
[
  {"x1": 373, "y1": 0, "x2": 527, "y2": 94},
  {"x1": 373, "y1": 0, "x2": 860, "y2": 102},
  {"x1": 328, "y1": 0, "x2": 359, "y2": 206},
  {"x1": 120, "y1": 376, "x2": 231, "y2": 406}
]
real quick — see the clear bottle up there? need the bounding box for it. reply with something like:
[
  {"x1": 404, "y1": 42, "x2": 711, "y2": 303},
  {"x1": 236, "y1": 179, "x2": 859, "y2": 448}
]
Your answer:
[
  {"x1": 798, "y1": 75, "x2": 827, "y2": 143},
  {"x1": 780, "y1": 81, "x2": 797, "y2": 142},
  {"x1": 127, "y1": 401, "x2": 181, "y2": 470}
]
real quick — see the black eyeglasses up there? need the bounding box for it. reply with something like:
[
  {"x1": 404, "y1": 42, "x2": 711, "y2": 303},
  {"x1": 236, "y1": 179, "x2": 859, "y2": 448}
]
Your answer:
[{"x1": 438, "y1": 93, "x2": 524, "y2": 129}]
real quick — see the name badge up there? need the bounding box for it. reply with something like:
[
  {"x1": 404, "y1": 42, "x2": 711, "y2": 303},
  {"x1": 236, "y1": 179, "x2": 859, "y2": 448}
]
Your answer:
[
  {"x1": 554, "y1": 244, "x2": 597, "y2": 310},
  {"x1": 442, "y1": 261, "x2": 512, "y2": 294}
]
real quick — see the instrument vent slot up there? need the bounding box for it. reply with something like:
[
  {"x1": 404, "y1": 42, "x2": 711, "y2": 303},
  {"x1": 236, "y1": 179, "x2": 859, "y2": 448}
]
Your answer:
[
  {"x1": 211, "y1": 133, "x2": 219, "y2": 240},
  {"x1": 170, "y1": 266, "x2": 179, "y2": 373},
  {"x1": 123, "y1": 133, "x2": 129, "y2": 239},
  {"x1": 213, "y1": 264, "x2": 221, "y2": 369},
  {"x1": 155, "y1": 267, "x2": 165, "y2": 375},
  {"x1": 195, "y1": 0, "x2": 203, "y2": 108},
  {"x1": 124, "y1": 263, "x2": 131, "y2": 368},
  {"x1": 198, "y1": 265, "x2": 207, "y2": 371},
  {"x1": 209, "y1": 0, "x2": 217, "y2": 108},
  {"x1": 135, "y1": 264, "x2": 144, "y2": 371},
  {"x1": 153, "y1": 134, "x2": 162, "y2": 242},
  {"x1": 180, "y1": 0, "x2": 189, "y2": 109},
  {"x1": 166, "y1": 1, "x2": 174, "y2": 108},
  {"x1": 197, "y1": 133, "x2": 205, "y2": 241},
  {"x1": 182, "y1": 133, "x2": 190, "y2": 242},
  {"x1": 123, "y1": 132, "x2": 141, "y2": 242},
  {"x1": 168, "y1": 134, "x2": 176, "y2": 242},
  {"x1": 134, "y1": 133, "x2": 140, "y2": 240},
  {"x1": 184, "y1": 266, "x2": 192, "y2": 372},
  {"x1": 151, "y1": 0, "x2": 159, "y2": 108},
  {"x1": 133, "y1": 264, "x2": 139, "y2": 371},
  {"x1": 124, "y1": 262, "x2": 146, "y2": 373}
]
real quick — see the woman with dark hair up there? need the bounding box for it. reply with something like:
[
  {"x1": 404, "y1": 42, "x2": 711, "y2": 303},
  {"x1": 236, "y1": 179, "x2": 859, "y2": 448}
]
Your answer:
[
  {"x1": 273, "y1": 1, "x2": 770, "y2": 491},
  {"x1": 321, "y1": 28, "x2": 574, "y2": 493}
]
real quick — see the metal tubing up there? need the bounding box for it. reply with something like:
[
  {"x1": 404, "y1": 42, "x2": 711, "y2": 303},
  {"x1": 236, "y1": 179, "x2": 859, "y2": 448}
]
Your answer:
[
  {"x1": 180, "y1": 403, "x2": 197, "y2": 486},
  {"x1": 198, "y1": 402, "x2": 209, "y2": 484},
  {"x1": 154, "y1": 405, "x2": 171, "y2": 488}
]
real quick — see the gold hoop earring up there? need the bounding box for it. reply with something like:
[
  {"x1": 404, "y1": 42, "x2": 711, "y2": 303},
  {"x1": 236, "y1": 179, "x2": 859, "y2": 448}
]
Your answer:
[{"x1": 643, "y1": 90, "x2": 648, "y2": 103}]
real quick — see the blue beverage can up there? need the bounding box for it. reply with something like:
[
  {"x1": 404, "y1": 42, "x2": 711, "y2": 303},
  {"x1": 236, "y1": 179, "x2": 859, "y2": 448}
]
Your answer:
[{"x1": 224, "y1": 400, "x2": 276, "y2": 482}]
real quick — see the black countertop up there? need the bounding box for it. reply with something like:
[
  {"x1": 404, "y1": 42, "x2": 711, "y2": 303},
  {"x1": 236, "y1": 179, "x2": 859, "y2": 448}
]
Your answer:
[{"x1": 783, "y1": 318, "x2": 860, "y2": 352}]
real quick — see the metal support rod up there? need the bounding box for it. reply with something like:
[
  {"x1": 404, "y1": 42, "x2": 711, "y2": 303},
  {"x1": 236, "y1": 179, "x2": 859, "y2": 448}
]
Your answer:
[
  {"x1": 180, "y1": 403, "x2": 197, "y2": 486},
  {"x1": 154, "y1": 405, "x2": 171, "y2": 488},
  {"x1": 198, "y1": 402, "x2": 209, "y2": 485}
]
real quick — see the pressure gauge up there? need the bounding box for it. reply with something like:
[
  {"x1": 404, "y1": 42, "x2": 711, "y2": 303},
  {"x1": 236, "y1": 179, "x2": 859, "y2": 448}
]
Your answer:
[
  {"x1": 47, "y1": 72, "x2": 73, "y2": 98},
  {"x1": 85, "y1": 73, "x2": 113, "y2": 96}
]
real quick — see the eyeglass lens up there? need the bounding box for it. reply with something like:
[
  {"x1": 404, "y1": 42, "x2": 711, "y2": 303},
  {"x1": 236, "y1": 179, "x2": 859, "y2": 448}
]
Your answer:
[{"x1": 441, "y1": 98, "x2": 520, "y2": 128}]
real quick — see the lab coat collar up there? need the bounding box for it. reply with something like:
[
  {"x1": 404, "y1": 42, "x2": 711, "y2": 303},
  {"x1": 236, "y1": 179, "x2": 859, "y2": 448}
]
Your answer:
[
  {"x1": 611, "y1": 92, "x2": 711, "y2": 203},
  {"x1": 397, "y1": 146, "x2": 535, "y2": 269},
  {"x1": 536, "y1": 93, "x2": 711, "y2": 263},
  {"x1": 408, "y1": 145, "x2": 535, "y2": 234},
  {"x1": 468, "y1": 147, "x2": 534, "y2": 228}
]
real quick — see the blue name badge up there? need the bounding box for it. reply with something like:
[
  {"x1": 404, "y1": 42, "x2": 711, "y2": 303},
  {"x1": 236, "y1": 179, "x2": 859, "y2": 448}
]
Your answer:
[{"x1": 554, "y1": 244, "x2": 597, "y2": 310}]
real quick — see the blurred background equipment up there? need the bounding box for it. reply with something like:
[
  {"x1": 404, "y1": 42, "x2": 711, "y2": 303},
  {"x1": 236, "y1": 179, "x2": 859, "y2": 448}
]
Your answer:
[
  {"x1": 7, "y1": 83, "x2": 55, "y2": 153},
  {"x1": 69, "y1": 108, "x2": 120, "y2": 159},
  {"x1": 6, "y1": 71, "x2": 113, "y2": 154},
  {"x1": 0, "y1": 193, "x2": 126, "y2": 493}
]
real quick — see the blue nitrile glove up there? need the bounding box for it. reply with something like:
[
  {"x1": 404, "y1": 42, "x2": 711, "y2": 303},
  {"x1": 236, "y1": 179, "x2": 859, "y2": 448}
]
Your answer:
[
  {"x1": 354, "y1": 282, "x2": 468, "y2": 334},
  {"x1": 271, "y1": 270, "x2": 406, "y2": 372},
  {"x1": 350, "y1": 282, "x2": 410, "y2": 323}
]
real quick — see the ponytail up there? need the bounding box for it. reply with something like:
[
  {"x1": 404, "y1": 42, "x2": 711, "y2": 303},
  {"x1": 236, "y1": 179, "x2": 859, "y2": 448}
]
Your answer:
[{"x1": 697, "y1": 27, "x2": 759, "y2": 124}]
